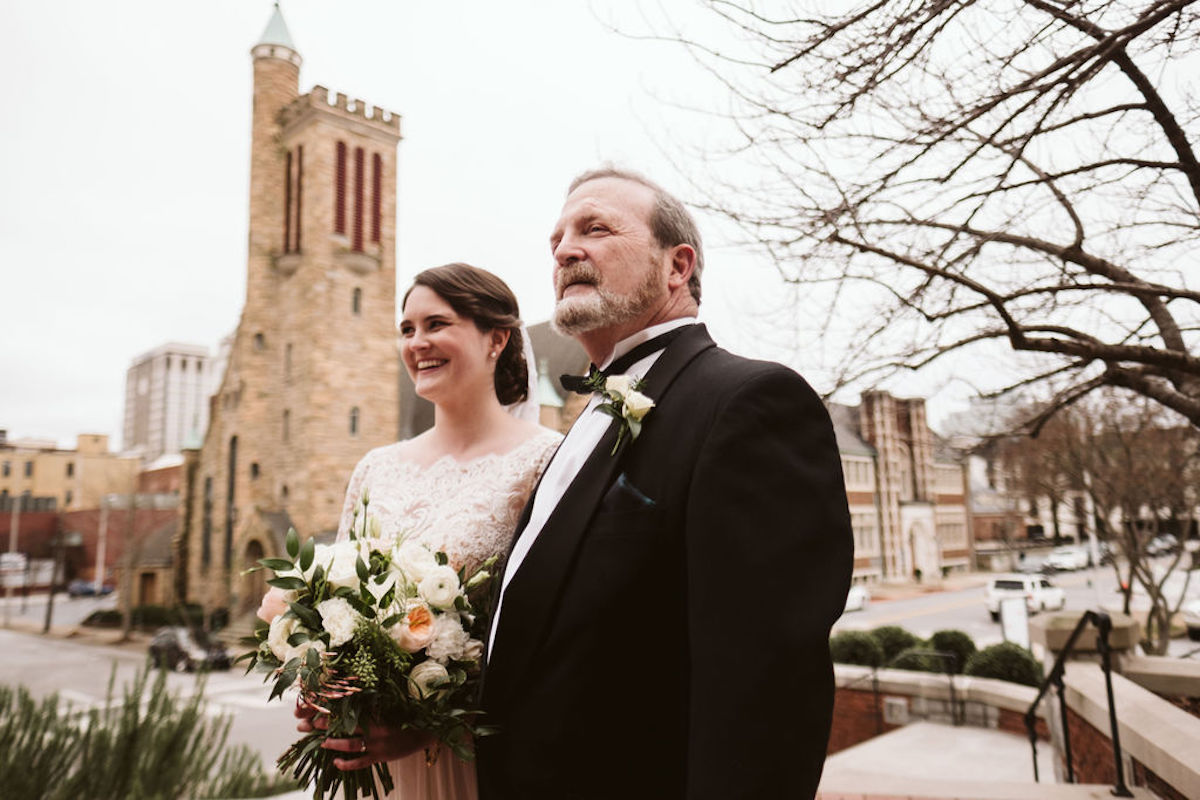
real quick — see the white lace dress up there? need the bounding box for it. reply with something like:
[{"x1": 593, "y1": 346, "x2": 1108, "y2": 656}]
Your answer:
[{"x1": 336, "y1": 428, "x2": 561, "y2": 800}]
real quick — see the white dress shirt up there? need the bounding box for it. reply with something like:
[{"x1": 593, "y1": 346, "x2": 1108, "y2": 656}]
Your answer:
[{"x1": 487, "y1": 317, "x2": 698, "y2": 655}]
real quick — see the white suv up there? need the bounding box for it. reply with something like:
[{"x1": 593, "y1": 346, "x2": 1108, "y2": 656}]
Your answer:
[{"x1": 985, "y1": 574, "x2": 1066, "y2": 621}]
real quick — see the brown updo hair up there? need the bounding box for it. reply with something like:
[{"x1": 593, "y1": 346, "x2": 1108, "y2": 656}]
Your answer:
[{"x1": 403, "y1": 263, "x2": 529, "y2": 406}]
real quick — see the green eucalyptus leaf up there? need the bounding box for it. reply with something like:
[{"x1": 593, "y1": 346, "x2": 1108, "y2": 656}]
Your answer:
[
  {"x1": 286, "y1": 528, "x2": 300, "y2": 559},
  {"x1": 260, "y1": 557, "x2": 295, "y2": 572},
  {"x1": 435, "y1": 551, "x2": 449, "y2": 566},
  {"x1": 299, "y1": 537, "x2": 315, "y2": 572},
  {"x1": 268, "y1": 576, "x2": 307, "y2": 591},
  {"x1": 288, "y1": 600, "x2": 322, "y2": 629},
  {"x1": 356, "y1": 556, "x2": 369, "y2": 583}
]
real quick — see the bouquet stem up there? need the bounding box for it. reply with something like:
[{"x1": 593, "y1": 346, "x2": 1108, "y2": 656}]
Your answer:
[{"x1": 278, "y1": 730, "x2": 395, "y2": 800}]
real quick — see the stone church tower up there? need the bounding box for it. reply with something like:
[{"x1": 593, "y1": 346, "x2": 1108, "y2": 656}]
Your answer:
[{"x1": 183, "y1": 6, "x2": 401, "y2": 617}]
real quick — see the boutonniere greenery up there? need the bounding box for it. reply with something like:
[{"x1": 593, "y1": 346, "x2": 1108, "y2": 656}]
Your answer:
[{"x1": 582, "y1": 371, "x2": 656, "y2": 455}]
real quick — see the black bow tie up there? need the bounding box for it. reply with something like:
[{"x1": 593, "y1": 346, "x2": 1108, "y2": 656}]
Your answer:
[{"x1": 560, "y1": 326, "x2": 689, "y2": 395}]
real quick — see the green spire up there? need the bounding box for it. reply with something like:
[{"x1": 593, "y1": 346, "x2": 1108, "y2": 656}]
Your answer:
[{"x1": 257, "y1": 3, "x2": 297, "y2": 51}]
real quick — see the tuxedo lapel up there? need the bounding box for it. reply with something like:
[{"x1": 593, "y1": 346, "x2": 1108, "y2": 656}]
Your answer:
[{"x1": 484, "y1": 324, "x2": 716, "y2": 711}]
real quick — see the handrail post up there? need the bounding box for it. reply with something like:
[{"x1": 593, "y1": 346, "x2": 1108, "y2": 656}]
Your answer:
[
  {"x1": 1025, "y1": 710, "x2": 1040, "y2": 783},
  {"x1": 1094, "y1": 613, "x2": 1134, "y2": 798}
]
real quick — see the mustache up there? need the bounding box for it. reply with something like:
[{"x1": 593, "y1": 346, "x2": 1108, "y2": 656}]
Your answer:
[{"x1": 556, "y1": 262, "x2": 602, "y2": 297}]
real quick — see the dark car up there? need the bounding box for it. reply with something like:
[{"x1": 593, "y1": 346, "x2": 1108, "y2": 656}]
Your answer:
[
  {"x1": 67, "y1": 579, "x2": 115, "y2": 597},
  {"x1": 148, "y1": 626, "x2": 231, "y2": 672}
]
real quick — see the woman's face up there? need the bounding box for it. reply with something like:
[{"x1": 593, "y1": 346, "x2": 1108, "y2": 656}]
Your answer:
[{"x1": 399, "y1": 285, "x2": 501, "y2": 405}]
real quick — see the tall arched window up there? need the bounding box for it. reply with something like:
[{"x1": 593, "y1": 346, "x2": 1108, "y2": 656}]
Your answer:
[
  {"x1": 334, "y1": 141, "x2": 347, "y2": 235},
  {"x1": 352, "y1": 287, "x2": 362, "y2": 315},
  {"x1": 349, "y1": 406, "x2": 360, "y2": 436}
]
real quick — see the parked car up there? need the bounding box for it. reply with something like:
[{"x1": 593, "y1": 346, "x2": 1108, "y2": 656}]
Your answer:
[
  {"x1": 1183, "y1": 598, "x2": 1200, "y2": 642},
  {"x1": 1044, "y1": 546, "x2": 1091, "y2": 572},
  {"x1": 67, "y1": 579, "x2": 115, "y2": 597},
  {"x1": 843, "y1": 583, "x2": 870, "y2": 613},
  {"x1": 985, "y1": 574, "x2": 1066, "y2": 621},
  {"x1": 148, "y1": 626, "x2": 230, "y2": 672},
  {"x1": 1146, "y1": 534, "x2": 1179, "y2": 557}
]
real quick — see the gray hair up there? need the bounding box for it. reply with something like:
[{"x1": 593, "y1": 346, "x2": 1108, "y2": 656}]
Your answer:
[{"x1": 568, "y1": 167, "x2": 704, "y2": 304}]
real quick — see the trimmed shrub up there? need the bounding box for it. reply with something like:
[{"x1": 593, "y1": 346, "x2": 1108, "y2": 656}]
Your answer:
[
  {"x1": 870, "y1": 625, "x2": 921, "y2": 662},
  {"x1": 81, "y1": 609, "x2": 122, "y2": 628},
  {"x1": 890, "y1": 645, "x2": 943, "y2": 673},
  {"x1": 830, "y1": 630, "x2": 884, "y2": 667},
  {"x1": 929, "y1": 629, "x2": 977, "y2": 674},
  {"x1": 964, "y1": 642, "x2": 1043, "y2": 687}
]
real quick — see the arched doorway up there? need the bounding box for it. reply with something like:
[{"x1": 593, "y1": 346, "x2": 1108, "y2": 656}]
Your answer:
[
  {"x1": 907, "y1": 521, "x2": 940, "y2": 581},
  {"x1": 240, "y1": 539, "x2": 266, "y2": 615}
]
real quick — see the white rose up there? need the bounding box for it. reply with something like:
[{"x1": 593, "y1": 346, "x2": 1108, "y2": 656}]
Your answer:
[
  {"x1": 605, "y1": 374, "x2": 634, "y2": 396},
  {"x1": 418, "y1": 565, "x2": 462, "y2": 610},
  {"x1": 426, "y1": 612, "x2": 470, "y2": 664},
  {"x1": 267, "y1": 613, "x2": 302, "y2": 662},
  {"x1": 408, "y1": 659, "x2": 450, "y2": 700},
  {"x1": 316, "y1": 596, "x2": 361, "y2": 648},
  {"x1": 393, "y1": 540, "x2": 439, "y2": 584},
  {"x1": 319, "y1": 541, "x2": 364, "y2": 591},
  {"x1": 622, "y1": 390, "x2": 654, "y2": 421}
]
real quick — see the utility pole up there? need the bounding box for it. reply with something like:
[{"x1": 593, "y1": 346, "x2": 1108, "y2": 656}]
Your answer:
[
  {"x1": 42, "y1": 520, "x2": 63, "y2": 634},
  {"x1": 95, "y1": 497, "x2": 109, "y2": 593}
]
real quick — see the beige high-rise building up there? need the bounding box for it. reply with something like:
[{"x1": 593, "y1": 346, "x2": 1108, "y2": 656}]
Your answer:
[
  {"x1": 183, "y1": 6, "x2": 401, "y2": 617},
  {"x1": 123, "y1": 342, "x2": 216, "y2": 463}
]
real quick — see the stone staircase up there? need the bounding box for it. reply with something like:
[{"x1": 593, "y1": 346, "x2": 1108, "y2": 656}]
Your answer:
[{"x1": 816, "y1": 722, "x2": 1155, "y2": 800}]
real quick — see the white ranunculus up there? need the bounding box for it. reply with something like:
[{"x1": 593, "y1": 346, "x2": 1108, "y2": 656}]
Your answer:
[
  {"x1": 426, "y1": 612, "x2": 470, "y2": 664},
  {"x1": 418, "y1": 565, "x2": 462, "y2": 610},
  {"x1": 605, "y1": 374, "x2": 634, "y2": 396},
  {"x1": 622, "y1": 390, "x2": 654, "y2": 421},
  {"x1": 460, "y1": 638, "x2": 484, "y2": 664},
  {"x1": 319, "y1": 541, "x2": 365, "y2": 591},
  {"x1": 408, "y1": 659, "x2": 450, "y2": 700},
  {"x1": 393, "y1": 540, "x2": 439, "y2": 584},
  {"x1": 316, "y1": 597, "x2": 361, "y2": 647},
  {"x1": 267, "y1": 613, "x2": 303, "y2": 662}
]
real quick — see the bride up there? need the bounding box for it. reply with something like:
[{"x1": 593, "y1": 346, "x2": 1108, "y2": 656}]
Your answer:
[{"x1": 296, "y1": 262, "x2": 561, "y2": 799}]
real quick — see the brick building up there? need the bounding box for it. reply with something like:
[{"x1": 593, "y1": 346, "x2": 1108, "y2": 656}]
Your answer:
[
  {"x1": 180, "y1": 6, "x2": 402, "y2": 618},
  {"x1": 0, "y1": 431, "x2": 139, "y2": 513}
]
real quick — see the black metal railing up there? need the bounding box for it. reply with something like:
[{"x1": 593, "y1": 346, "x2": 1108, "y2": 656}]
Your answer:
[{"x1": 1023, "y1": 610, "x2": 1133, "y2": 797}]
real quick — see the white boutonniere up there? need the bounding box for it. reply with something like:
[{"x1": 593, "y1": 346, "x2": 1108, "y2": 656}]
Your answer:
[{"x1": 582, "y1": 371, "x2": 655, "y2": 455}]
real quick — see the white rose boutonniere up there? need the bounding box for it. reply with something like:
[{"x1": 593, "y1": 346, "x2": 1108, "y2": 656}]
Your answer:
[{"x1": 580, "y1": 372, "x2": 656, "y2": 455}]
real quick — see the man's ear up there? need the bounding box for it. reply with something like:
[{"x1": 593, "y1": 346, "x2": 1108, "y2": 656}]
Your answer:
[{"x1": 666, "y1": 244, "x2": 697, "y2": 291}]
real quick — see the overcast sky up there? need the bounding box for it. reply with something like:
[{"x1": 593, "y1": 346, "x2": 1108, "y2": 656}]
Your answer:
[{"x1": 0, "y1": 1, "x2": 972, "y2": 450}]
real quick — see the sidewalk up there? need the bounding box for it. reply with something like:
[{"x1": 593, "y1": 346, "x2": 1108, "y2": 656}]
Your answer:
[{"x1": 867, "y1": 571, "x2": 993, "y2": 603}]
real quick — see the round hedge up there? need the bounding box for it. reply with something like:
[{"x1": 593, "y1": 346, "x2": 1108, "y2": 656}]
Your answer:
[
  {"x1": 964, "y1": 642, "x2": 1043, "y2": 687},
  {"x1": 929, "y1": 629, "x2": 978, "y2": 674},
  {"x1": 890, "y1": 646, "x2": 944, "y2": 673},
  {"x1": 869, "y1": 625, "x2": 921, "y2": 663},
  {"x1": 830, "y1": 630, "x2": 885, "y2": 667}
]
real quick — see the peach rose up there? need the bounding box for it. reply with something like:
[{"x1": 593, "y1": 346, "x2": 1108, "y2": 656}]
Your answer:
[
  {"x1": 391, "y1": 600, "x2": 435, "y2": 653},
  {"x1": 256, "y1": 586, "x2": 294, "y2": 624}
]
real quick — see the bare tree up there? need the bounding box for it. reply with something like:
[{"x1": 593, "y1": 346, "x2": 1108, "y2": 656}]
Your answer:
[
  {"x1": 998, "y1": 394, "x2": 1198, "y2": 652},
  {"x1": 652, "y1": 0, "x2": 1200, "y2": 430}
]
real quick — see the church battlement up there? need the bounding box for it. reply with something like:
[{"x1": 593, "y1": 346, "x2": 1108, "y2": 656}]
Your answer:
[{"x1": 279, "y1": 85, "x2": 401, "y2": 137}]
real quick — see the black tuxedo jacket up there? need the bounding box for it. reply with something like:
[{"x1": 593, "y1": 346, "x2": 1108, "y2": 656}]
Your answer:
[{"x1": 479, "y1": 324, "x2": 853, "y2": 800}]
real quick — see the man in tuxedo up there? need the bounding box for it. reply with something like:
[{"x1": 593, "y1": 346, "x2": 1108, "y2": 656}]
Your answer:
[{"x1": 479, "y1": 168, "x2": 853, "y2": 799}]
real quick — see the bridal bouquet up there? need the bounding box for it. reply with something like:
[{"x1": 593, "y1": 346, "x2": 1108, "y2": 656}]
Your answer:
[{"x1": 240, "y1": 493, "x2": 496, "y2": 800}]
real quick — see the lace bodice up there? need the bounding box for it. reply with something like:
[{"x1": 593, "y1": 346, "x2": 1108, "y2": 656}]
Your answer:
[{"x1": 337, "y1": 429, "x2": 561, "y2": 574}]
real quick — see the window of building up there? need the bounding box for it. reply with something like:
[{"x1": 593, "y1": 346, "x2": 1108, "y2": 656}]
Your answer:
[
  {"x1": 281, "y1": 484, "x2": 289, "y2": 501},
  {"x1": 250, "y1": 462, "x2": 260, "y2": 480},
  {"x1": 285, "y1": 343, "x2": 293, "y2": 377},
  {"x1": 66, "y1": 462, "x2": 74, "y2": 478},
  {"x1": 335, "y1": 141, "x2": 347, "y2": 234},
  {"x1": 352, "y1": 287, "x2": 362, "y2": 315},
  {"x1": 254, "y1": 332, "x2": 266, "y2": 351},
  {"x1": 24, "y1": 461, "x2": 32, "y2": 478},
  {"x1": 2, "y1": 461, "x2": 9, "y2": 477},
  {"x1": 371, "y1": 152, "x2": 382, "y2": 243},
  {"x1": 65, "y1": 490, "x2": 73, "y2": 507},
  {"x1": 202, "y1": 476, "x2": 213, "y2": 569},
  {"x1": 283, "y1": 410, "x2": 290, "y2": 442},
  {"x1": 352, "y1": 146, "x2": 365, "y2": 251},
  {"x1": 349, "y1": 407, "x2": 360, "y2": 436},
  {"x1": 181, "y1": 358, "x2": 187, "y2": 370}
]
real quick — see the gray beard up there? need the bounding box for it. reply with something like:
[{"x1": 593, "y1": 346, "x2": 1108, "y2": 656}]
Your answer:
[{"x1": 552, "y1": 260, "x2": 663, "y2": 338}]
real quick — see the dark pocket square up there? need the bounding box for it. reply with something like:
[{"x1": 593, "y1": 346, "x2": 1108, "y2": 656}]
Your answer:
[{"x1": 601, "y1": 473, "x2": 657, "y2": 513}]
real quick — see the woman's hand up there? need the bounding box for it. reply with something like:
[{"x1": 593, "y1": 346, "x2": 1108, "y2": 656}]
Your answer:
[{"x1": 294, "y1": 695, "x2": 435, "y2": 770}]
